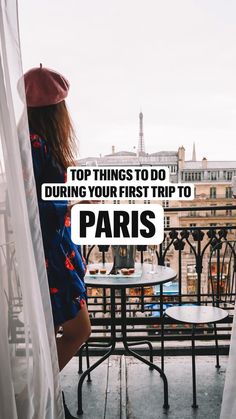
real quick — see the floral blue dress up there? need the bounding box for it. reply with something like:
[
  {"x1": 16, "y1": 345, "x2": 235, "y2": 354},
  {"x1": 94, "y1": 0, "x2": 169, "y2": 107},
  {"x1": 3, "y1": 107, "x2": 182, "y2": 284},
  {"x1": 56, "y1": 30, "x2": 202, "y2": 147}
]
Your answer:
[{"x1": 30, "y1": 133, "x2": 87, "y2": 326}]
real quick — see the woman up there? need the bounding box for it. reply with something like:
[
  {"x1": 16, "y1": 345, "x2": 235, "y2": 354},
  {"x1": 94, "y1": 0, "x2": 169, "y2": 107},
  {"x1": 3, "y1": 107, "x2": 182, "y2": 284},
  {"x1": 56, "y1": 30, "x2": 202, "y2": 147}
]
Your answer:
[{"x1": 24, "y1": 65, "x2": 91, "y2": 418}]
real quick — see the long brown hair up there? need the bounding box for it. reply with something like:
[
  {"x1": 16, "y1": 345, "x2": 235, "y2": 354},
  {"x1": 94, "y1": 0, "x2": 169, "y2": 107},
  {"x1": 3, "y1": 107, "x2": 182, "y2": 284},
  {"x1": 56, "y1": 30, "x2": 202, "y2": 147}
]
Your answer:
[{"x1": 27, "y1": 100, "x2": 77, "y2": 169}]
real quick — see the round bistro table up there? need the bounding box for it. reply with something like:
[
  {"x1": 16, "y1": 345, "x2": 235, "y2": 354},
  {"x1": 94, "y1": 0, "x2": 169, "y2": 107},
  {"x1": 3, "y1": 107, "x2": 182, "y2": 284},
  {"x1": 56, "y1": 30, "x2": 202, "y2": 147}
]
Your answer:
[{"x1": 77, "y1": 264, "x2": 177, "y2": 414}]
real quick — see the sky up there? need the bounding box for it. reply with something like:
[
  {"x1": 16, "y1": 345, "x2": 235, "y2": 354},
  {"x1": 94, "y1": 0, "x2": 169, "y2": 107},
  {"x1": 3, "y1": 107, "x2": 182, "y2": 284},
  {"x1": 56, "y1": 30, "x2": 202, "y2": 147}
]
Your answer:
[{"x1": 19, "y1": 0, "x2": 236, "y2": 161}]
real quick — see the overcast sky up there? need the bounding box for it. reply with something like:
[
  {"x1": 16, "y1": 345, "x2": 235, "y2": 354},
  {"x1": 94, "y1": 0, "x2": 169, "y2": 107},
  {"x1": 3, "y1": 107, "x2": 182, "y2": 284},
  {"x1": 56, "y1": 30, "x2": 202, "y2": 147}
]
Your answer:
[{"x1": 19, "y1": 0, "x2": 236, "y2": 161}]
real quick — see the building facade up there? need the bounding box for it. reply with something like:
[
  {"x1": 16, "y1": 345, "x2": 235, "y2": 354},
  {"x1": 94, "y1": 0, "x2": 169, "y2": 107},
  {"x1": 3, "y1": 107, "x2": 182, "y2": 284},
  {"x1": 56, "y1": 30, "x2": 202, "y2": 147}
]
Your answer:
[{"x1": 78, "y1": 114, "x2": 236, "y2": 297}]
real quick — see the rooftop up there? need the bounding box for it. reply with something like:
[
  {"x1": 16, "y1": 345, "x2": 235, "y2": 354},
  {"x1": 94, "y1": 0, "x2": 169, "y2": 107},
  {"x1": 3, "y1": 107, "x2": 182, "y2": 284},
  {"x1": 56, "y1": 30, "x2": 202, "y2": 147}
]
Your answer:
[
  {"x1": 184, "y1": 161, "x2": 236, "y2": 170},
  {"x1": 105, "y1": 151, "x2": 137, "y2": 157},
  {"x1": 149, "y1": 151, "x2": 178, "y2": 157},
  {"x1": 78, "y1": 151, "x2": 179, "y2": 166}
]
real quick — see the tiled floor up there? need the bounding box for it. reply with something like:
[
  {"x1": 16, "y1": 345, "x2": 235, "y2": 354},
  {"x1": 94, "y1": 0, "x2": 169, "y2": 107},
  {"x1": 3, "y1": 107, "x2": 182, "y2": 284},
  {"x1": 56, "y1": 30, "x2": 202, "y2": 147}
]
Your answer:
[{"x1": 61, "y1": 354, "x2": 227, "y2": 419}]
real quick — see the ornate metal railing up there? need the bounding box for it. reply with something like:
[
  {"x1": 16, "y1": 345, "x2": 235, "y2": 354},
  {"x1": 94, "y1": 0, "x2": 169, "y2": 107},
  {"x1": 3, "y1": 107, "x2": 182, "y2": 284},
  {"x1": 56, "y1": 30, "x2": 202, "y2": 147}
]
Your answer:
[{"x1": 83, "y1": 205, "x2": 236, "y2": 356}]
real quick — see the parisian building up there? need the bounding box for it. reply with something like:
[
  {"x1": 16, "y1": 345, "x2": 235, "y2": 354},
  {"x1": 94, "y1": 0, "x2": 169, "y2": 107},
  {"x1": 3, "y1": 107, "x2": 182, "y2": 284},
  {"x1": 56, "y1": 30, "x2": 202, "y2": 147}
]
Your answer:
[{"x1": 78, "y1": 113, "x2": 236, "y2": 296}]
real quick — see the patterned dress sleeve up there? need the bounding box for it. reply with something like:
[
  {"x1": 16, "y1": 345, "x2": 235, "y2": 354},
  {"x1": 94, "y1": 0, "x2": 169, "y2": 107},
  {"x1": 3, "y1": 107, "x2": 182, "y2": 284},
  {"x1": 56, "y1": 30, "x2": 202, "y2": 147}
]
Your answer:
[{"x1": 30, "y1": 135, "x2": 68, "y2": 231}]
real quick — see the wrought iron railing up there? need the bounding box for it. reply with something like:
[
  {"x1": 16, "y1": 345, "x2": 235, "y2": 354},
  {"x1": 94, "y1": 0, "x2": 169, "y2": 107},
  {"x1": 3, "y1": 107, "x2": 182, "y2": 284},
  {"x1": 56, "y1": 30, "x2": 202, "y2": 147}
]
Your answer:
[{"x1": 83, "y1": 205, "x2": 236, "y2": 356}]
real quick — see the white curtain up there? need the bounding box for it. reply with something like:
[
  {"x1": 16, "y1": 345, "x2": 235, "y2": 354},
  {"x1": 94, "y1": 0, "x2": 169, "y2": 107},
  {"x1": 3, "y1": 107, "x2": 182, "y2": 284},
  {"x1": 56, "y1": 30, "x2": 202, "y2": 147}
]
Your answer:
[
  {"x1": 0, "y1": 1, "x2": 64, "y2": 418},
  {"x1": 220, "y1": 302, "x2": 236, "y2": 418}
]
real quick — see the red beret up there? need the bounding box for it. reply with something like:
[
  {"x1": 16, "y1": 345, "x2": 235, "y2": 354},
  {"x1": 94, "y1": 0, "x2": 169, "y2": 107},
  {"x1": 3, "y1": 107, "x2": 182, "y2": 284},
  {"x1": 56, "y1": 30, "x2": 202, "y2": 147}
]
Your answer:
[{"x1": 24, "y1": 64, "x2": 70, "y2": 107}]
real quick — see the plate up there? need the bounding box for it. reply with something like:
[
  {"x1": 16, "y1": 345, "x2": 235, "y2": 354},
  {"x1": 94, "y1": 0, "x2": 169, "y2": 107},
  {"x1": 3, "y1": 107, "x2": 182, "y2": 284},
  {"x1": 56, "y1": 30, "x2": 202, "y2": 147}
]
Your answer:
[{"x1": 86, "y1": 270, "x2": 142, "y2": 278}]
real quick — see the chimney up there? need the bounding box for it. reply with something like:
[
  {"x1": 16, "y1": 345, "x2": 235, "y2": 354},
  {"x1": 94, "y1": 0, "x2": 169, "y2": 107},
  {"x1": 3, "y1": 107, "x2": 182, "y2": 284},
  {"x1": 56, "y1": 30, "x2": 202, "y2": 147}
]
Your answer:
[
  {"x1": 112, "y1": 145, "x2": 115, "y2": 154},
  {"x1": 192, "y1": 142, "x2": 196, "y2": 161},
  {"x1": 178, "y1": 146, "x2": 185, "y2": 170},
  {"x1": 202, "y1": 157, "x2": 207, "y2": 169}
]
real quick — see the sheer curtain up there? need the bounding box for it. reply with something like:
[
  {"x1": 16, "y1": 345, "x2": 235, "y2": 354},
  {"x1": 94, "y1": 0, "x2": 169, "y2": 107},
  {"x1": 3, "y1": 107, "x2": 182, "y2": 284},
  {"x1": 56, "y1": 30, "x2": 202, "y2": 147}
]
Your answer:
[
  {"x1": 0, "y1": 1, "x2": 64, "y2": 418},
  {"x1": 220, "y1": 303, "x2": 236, "y2": 418}
]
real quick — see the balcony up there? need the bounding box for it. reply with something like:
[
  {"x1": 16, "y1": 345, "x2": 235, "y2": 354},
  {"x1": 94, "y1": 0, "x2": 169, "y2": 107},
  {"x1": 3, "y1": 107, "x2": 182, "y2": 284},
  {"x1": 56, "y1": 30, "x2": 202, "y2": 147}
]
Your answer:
[
  {"x1": 174, "y1": 204, "x2": 236, "y2": 220},
  {"x1": 59, "y1": 205, "x2": 236, "y2": 418},
  {"x1": 62, "y1": 355, "x2": 227, "y2": 418},
  {"x1": 195, "y1": 194, "x2": 234, "y2": 200},
  {"x1": 3, "y1": 205, "x2": 236, "y2": 418}
]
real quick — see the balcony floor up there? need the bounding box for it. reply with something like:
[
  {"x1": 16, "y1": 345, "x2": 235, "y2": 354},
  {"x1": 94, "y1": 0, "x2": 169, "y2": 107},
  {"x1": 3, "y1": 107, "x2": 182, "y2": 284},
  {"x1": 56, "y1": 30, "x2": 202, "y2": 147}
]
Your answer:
[{"x1": 61, "y1": 354, "x2": 227, "y2": 419}]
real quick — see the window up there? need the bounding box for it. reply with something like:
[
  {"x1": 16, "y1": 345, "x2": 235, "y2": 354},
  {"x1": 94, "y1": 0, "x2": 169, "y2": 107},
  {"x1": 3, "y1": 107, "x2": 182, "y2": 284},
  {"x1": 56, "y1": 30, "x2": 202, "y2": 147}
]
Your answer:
[
  {"x1": 210, "y1": 171, "x2": 217, "y2": 181},
  {"x1": 189, "y1": 224, "x2": 196, "y2": 236},
  {"x1": 223, "y1": 171, "x2": 233, "y2": 181},
  {"x1": 162, "y1": 237, "x2": 170, "y2": 252},
  {"x1": 162, "y1": 200, "x2": 169, "y2": 208},
  {"x1": 226, "y1": 187, "x2": 232, "y2": 198},
  {"x1": 210, "y1": 187, "x2": 216, "y2": 199},
  {"x1": 190, "y1": 243, "x2": 197, "y2": 254},
  {"x1": 227, "y1": 172, "x2": 232, "y2": 181},
  {"x1": 164, "y1": 216, "x2": 170, "y2": 228},
  {"x1": 187, "y1": 265, "x2": 197, "y2": 294},
  {"x1": 210, "y1": 205, "x2": 216, "y2": 216},
  {"x1": 190, "y1": 206, "x2": 196, "y2": 216},
  {"x1": 226, "y1": 204, "x2": 232, "y2": 216}
]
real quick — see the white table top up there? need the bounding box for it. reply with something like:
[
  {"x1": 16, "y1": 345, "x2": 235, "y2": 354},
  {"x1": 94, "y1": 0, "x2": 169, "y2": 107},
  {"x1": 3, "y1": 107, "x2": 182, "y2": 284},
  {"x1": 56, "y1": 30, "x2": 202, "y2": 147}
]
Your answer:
[
  {"x1": 85, "y1": 263, "x2": 177, "y2": 289},
  {"x1": 165, "y1": 305, "x2": 228, "y2": 324}
]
